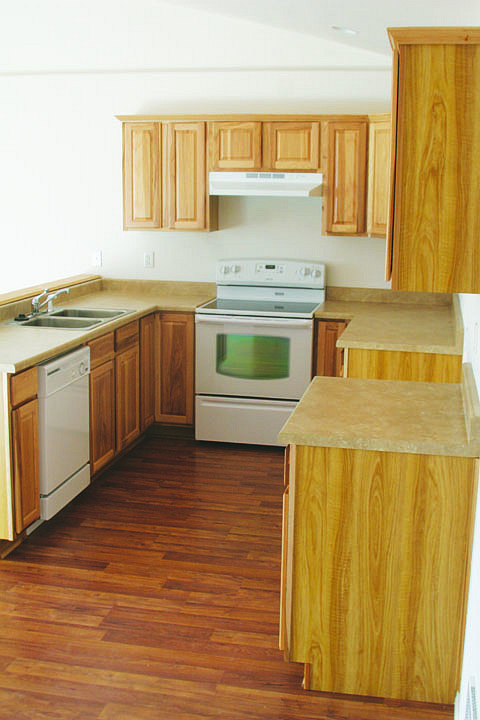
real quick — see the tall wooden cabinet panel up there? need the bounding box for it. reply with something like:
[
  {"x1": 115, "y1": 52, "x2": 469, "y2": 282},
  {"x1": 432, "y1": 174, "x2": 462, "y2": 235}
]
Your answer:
[
  {"x1": 387, "y1": 29, "x2": 480, "y2": 293},
  {"x1": 324, "y1": 121, "x2": 367, "y2": 235},
  {"x1": 165, "y1": 122, "x2": 206, "y2": 230},
  {"x1": 12, "y1": 399, "x2": 40, "y2": 533},
  {"x1": 263, "y1": 122, "x2": 320, "y2": 170},
  {"x1": 116, "y1": 345, "x2": 140, "y2": 452},
  {"x1": 367, "y1": 117, "x2": 391, "y2": 237},
  {"x1": 208, "y1": 121, "x2": 262, "y2": 170},
  {"x1": 123, "y1": 122, "x2": 162, "y2": 229},
  {"x1": 313, "y1": 320, "x2": 348, "y2": 378},
  {"x1": 156, "y1": 312, "x2": 194, "y2": 425},
  {"x1": 140, "y1": 314, "x2": 156, "y2": 431},
  {"x1": 89, "y1": 360, "x2": 116, "y2": 474}
]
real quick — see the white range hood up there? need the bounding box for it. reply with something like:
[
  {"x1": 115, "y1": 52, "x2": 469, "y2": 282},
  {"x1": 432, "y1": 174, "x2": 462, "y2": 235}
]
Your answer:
[{"x1": 209, "y1": 171, "x2": 323, "y2": 198}]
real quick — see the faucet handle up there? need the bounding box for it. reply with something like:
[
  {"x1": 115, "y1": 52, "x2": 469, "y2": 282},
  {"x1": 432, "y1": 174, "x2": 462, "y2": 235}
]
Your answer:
[{"x1": 32, "y1": 288, "x2": 49, "y2": 312}]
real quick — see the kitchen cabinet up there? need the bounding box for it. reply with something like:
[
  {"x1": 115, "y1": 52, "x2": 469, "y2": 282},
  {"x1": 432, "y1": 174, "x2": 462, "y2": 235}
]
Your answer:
[
  {"x1": 115, "y1": 321, "x2": 140, "y2": 452},
  {"x1": 122, "y1": 120, "x2": 215, "y2": 231},
  {"x1": 208, "y1": 121, "x2": 262, "y2": 170},
  {"x1": 140, "y1": 313, "x2": 156, "y2": 431},
  {"x1": 10, "y1": 368, "x2": 40, "y2": 534},
  {"x1": 345, "y1": 347, "x2": 462, "y2": 383},
  {"x1": 313, "y1": 319, "x2": 348, "y2": 378},
  {"x1": 262, "y1": 122, "x2": 320, "y2": 170},
  {"x1": 387, "y1": 28, "x2": 480, "y2": 293},
  {"x1": 323, "y1": 120, "x2": 367, "y2": 235},
  {"x1": 123, "y1": 122, "x2": 162, "y2": 229},
  {"x1": 367, "y1": 115, "x2": 390, "y2": 237},
  {"x1": 88, "y1": 333, "x2": 116, "y2": 474},
  {"x1": 156, "y1": 312, "x2": 194, "y2": 425},
  {"x1": 281, "y1": 441, "x2": 477, "y2": 704}
]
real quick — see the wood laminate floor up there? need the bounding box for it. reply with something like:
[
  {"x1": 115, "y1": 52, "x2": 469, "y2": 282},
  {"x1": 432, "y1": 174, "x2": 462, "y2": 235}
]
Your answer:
[{"x1": 1, "y1": 438, "x2": 453, "y2": 720}]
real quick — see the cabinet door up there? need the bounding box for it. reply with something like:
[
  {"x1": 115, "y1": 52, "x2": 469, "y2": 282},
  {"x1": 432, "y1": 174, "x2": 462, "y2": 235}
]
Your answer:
[
  {"x1": 12, "y1": 399, "x2": 40, "y2": 533},
  {"x1": 367, "y1": 118, "x2": 391, "y2": 237},
  {"x1": 208, "y1": 121, "x2": 262, "y2": 170},
  {"x1": 165, "y1": 122, "x2": 206, "y2": 230},
  {"x1": 156, "y1": 312, "x2": 194, "y2": 425},
  {"x1": 123, "y1": 122, "x2": 162, "y2": 229},
  {"x1": 90, "y1": 360, "x2": 116, "y2": 474},
  {"x1": 116, "y1": 346, "x2": 140, "y2": 452},
  {"x1": 313, "y1": 320, "x2": 348, "y2": 378},
  {"x1": 140, "y1": 314, "x2": 156, "y2": 431},
  {"x1": 389, "y1": 35, "x2": 480, "y2": 292},
  {"x1": 324, "y1": 121, "x2": 367, "y2": 235},
  {"x1": 263, "y1": 122, "x2": 320, "y2": 170}
]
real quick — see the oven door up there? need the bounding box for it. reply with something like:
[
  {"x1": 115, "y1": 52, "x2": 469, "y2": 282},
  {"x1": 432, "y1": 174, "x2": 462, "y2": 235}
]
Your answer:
[{"x1": 195, "y1": 314, "x2": 313, "y2": 400}]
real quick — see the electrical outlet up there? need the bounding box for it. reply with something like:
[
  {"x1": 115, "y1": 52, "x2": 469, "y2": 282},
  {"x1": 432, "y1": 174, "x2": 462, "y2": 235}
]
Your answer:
[
  {"x1": 92, "y1": 250, "x2": 102, "y2": 267},
  {"x1": 144, "y1": 251, "x2": 154, "y2": 268}
]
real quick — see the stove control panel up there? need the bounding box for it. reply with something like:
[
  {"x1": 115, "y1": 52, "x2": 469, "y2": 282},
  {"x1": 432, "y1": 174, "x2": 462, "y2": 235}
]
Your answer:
[{"x1": 217, "y1": 259, "x2": 325, "y2": 288}]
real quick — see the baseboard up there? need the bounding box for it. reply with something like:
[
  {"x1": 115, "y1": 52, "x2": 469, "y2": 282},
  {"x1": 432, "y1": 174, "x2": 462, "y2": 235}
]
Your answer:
[{"x1": 147, "y1": 423, "x2": 195, "y2": 439}]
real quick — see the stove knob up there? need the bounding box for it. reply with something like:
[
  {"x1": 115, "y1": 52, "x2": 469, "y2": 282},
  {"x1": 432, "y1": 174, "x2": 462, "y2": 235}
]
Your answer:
[
  {"x1": 220, "y1": 265, "x2": 230, "y2": 275},
  {"x1": 300, "y1": 267, "x2": 311, "y2": 277},
  {"x1": 230, "y1": 264, "x2": 241, "y2": 274}
]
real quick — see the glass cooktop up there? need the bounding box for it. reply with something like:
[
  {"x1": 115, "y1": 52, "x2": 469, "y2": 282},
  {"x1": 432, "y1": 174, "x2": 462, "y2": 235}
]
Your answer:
[{"x1": 196, "y1": 298, "x2": 322, "y2": 318}]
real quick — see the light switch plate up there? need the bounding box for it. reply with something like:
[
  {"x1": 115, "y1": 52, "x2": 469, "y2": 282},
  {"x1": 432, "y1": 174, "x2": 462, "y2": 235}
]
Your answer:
[{"x1": 144, "y1": 251, "x2": 154, "y2": 268}]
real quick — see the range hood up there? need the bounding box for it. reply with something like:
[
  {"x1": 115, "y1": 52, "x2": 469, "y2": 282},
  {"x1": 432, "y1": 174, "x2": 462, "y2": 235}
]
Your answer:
[{"x1": 209, "y1": 171, "x2": 323, "y2": 198}]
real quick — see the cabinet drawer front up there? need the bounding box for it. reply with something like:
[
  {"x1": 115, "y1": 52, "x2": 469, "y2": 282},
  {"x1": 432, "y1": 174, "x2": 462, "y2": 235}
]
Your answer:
[
  {"x1": 10, "y1": 367, "x2": 38, "y2": 408},
  {"x1": 88, "y1": 332, "x2": 115, "y2": 369},
  {"x1": 115, "y1": 320, "x2": 139, "y2": 353}
]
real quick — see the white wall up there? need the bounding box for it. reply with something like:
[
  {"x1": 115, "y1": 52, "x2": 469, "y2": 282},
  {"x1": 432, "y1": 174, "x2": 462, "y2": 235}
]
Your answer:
[
  {"x1": 458, "y1": 294, "x2": 480, "y2": 720},
  {"x1": 0, "y1": 1, "x2": 391, "y2": 294}
]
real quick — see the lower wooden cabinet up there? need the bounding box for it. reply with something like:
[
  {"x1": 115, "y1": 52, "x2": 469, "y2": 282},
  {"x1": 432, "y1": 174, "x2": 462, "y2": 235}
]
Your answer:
[
  {"x1": 156, "y1": 312, "x2": 194, "y2": 425},
  {"x1": 313, "y1": 319, "x2": 348, "y2": 378},
  {"x1": 89, "y1": 360, "x2": 116, "y2": 474},
  {"x1": 12, "y1": 398, "x2": 40, "y2": 533},
  {"x1": 116, "y1": 345, "x2": 140, "y2": 452},
  {"x1": 345, "y1": 347, "x2": 462, "y2": 383}
]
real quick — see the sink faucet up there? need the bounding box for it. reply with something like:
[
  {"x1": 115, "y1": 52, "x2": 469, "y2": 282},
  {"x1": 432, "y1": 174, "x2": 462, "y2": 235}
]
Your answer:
[{"x1": 31, "y1": 287, "x2": 70, "y2": 315}]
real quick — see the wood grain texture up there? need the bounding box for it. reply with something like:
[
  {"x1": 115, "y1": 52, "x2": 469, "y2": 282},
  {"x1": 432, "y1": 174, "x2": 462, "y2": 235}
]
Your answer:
[
  {"x1": 263, "y1": 122, "x2": 320, "y2": 170},
  {"x1": 123, "y1": 122, "x2": 162, "y2": 229},
  {"x1": 12, "y1": 399, "x2": 40, "y2": 533},
  {"x1": 0, "y1": 375, "x2": 14, "y2": 541},
  {"x1": 88, "y1": 333, "x2": 115, "y2": 371},
  {"x1": 287, "y1": 445, "x2": 477, "y2": 703},
  {"x1": 10, "y1": 368, "x2": 37, "y2": 410},
  {"x1": 166, "y1": 122, "x2": 206, "y2": 230},
  {"x1": 0, "y1": 437, "x2": 453, "y2": 719},
  {"x1": 386, "y1": 49, "x2": 400, "y2": 281},
  {"x1": 156, "y1": 312, "x2": 194, "y2": 425},
  {"x1": 388, "y1": 27, "x2": 480, "y2": 50},
  {"x1": 115, "y1": 320, "x2": 139, "y2": 354},
  {"x1": 325, "y1": 121, "x2": 367, "y2": 235},
  {"x1": 208, "y1": 121, "x2": 262, "y2": 170},
  {"x1": 367, "y1": 118, "x2": 391, "y2": 237},
  {"x1": 392, "y1": 42, "x2": 480, "y2": 292},
  {"x1": 346, "y1": 347, "x2": 462, "y2": 383},
  {"x1": 313, "y1": 320, "x2": 348, "y2": 378},
  {"x1": 140, "y1": 314, "x2": 156, "y2": 432},
  {"x1": 89, "y1": 361, "x2": 116, "y2": 475},
  {"x1": 115, "y1": 346, "x2": 140, "y2": 453}
]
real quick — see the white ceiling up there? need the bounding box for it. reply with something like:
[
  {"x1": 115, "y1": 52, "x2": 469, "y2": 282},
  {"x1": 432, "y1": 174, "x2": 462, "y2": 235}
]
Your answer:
[{"x1": 161, "y1": 0, "x2": 480, "y2": 55}]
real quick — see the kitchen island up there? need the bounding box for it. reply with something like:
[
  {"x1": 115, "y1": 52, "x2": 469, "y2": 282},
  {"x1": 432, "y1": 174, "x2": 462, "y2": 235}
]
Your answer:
[{"x1": 278, "y1": 370, "x2": 480, "y2": 704}]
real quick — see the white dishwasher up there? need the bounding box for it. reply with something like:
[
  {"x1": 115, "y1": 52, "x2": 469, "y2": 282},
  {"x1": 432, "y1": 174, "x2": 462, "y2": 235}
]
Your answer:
[{"x1": 37, "y1": 346, "x2": 91, "y2": 520}]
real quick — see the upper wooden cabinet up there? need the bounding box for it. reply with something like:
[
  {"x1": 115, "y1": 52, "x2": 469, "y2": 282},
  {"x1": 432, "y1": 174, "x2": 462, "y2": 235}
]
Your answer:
[
  {"x1": 208, "y1": 121, "x2": 262, "y2": 170},
  {"x1": 263, "y1": 122, "x2": 320, "y2": 170},
  {"x1": 323, "y1": 121, "x2": 367, "y2": 235},
  {"x1": 123, "y1": 123, "x2": 162, "y2": 229},
  {"x1": 367, "y1": 116, "x2": 391, "y2": 237},
  {"x1": 122, "y1": 120, "x2": 214, "y2": 231},
  {"x1": 387, "y1": 28, "x2": 480, "y2": 293}
]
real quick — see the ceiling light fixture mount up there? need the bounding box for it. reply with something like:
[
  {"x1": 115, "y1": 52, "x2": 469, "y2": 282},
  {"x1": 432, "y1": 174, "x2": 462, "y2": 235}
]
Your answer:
[{"x1": 331, "y1": 25, "x2": 359, "y2": 36}]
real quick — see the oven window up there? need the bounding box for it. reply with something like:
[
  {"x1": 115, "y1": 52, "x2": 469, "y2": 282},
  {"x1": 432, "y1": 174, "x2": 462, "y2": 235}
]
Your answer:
[{"x1": 216, "y1": 333, "x2": 290, "y2": 379}]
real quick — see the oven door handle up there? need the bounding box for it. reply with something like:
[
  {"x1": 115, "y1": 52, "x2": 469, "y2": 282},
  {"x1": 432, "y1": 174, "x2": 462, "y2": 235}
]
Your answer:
[{"x1": 195, "y1": 315, "x2": 312, "y2": 330}]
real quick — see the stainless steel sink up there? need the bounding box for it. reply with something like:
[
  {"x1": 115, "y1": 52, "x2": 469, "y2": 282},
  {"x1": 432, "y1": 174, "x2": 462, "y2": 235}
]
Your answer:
[
  {"x1": 50, "y1": 308, "x2": 131, "y2": 319},
  {"x1": 8, "y1": 308, "x2": 133, "y2": 330},
  {"x1": 21, "y1": 316, "x2": 104, "y2": 329}
]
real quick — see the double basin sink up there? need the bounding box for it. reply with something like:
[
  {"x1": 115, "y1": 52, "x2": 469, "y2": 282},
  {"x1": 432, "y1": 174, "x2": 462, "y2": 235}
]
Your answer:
[{"x1": 12, "y1": 308, "x2": 133, "y2": 330}]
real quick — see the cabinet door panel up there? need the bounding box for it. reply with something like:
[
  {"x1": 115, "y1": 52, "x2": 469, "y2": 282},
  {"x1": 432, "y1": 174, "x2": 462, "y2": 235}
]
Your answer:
[
  {"x1": 12, "y1": 399, "x2": 40, "y2": 533},
  {"x1": 116, "y1": 346, "x2": 140, "y2": 452},
  {"x1": 314, "y1": 320, "x2": 347, "y2": 378},
  {"x1": 325, "y1": 121, "x2": 367, "y2": 235},
  {"x1": 140, "y1": 314, "x2": 156, "y2": 431},
  {"x1": 263, "y1": 122, "x2": 320, "y2": 170},
  {"x1": 166, "y1": 122, "x2": 206, "y2": 230},
  {"x1": 208, "y1": 121, "x2": 261, "y2": 170},
  {"x1": 367, "y1": 119, "x2": 391, "y2": 237},
  {"x1": 156, "y1": 313, "x2": 194, "y2": 425},
  {"x1": 90, "y1": 361, "x2": 116, "y2": 474},
  {"x1": 123, "y1": 122, "x2": 161, "y2": 229}
]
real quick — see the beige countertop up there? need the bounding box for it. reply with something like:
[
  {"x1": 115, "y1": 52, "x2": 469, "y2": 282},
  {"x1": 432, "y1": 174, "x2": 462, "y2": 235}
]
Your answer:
[
  {"x1": 0, "y1": 278, "x2": 215, "y2": 373},
  {"x1": 278, "y1": 373, "x2": 480, "y2": 458},
  {"x1": 315, "y1": 290, "x2": 462, "y2": 355}
]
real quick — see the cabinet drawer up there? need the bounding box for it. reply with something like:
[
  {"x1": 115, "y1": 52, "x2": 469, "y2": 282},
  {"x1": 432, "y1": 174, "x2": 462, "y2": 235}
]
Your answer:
[
  {"x1": 10, "y1": 367, "x2": 38, "y2": 408},
  {"x1": 88, "y1": 332, "x2": 115, "y2": 370},
  {"x1": 115, "y1": 320, "x2": 139, "y2": 353}
]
